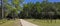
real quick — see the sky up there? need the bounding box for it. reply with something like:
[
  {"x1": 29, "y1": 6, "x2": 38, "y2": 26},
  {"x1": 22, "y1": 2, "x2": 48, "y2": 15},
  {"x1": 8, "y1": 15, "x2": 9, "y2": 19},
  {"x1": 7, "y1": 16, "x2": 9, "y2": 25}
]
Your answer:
[
  {"x1": 23, "y1": 0, "x2": 60, "y2": 4},
  {"x1": 8, "y1": 0, "x2": 60, "y2": 4},
  {"x1": 0, "y1": 0, "x2": 60, "y2": 6}
]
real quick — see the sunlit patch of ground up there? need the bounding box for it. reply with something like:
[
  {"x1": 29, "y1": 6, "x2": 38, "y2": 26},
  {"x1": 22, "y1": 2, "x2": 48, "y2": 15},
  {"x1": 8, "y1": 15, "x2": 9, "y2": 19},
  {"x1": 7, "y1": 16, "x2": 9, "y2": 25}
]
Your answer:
[
  {"x1": 0, "y1": 19, "x2": 21, "y2": 26},
  {"x1": 25, "y1": 19, "x2": 60, "y2": 26}
]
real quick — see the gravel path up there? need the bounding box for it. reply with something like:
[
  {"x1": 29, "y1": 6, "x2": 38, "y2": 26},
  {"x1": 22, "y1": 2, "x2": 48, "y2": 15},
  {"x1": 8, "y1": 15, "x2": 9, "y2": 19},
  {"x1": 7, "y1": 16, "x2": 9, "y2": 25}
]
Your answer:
[{"x1": 20, "y1": 19, "x2": 38, "y2": 26}]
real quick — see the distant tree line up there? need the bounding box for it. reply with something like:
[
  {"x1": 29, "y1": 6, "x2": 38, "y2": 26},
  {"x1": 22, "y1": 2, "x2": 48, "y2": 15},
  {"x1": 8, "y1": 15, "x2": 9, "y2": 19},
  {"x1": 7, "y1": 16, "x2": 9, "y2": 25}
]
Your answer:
[
  {"x1": 18, "y1": 0, "x2": 60, "y2": 19},
  {"x1": 0, "y1": 0, "x2": 60, "y2": 20}
]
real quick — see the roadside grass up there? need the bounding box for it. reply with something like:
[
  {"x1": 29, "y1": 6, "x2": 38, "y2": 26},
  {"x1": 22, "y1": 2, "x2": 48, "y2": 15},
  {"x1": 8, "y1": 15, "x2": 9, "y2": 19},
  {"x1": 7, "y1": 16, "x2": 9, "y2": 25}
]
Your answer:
[
  {"x1": 25, "y1": 19, "x2": 60, "y2": 26},
  {"x1": 0, "y1": 19, "x2": 8, "y2": 24},
  {"x1": 0, "y1": 19, "x2": 20, "y2": 26}
]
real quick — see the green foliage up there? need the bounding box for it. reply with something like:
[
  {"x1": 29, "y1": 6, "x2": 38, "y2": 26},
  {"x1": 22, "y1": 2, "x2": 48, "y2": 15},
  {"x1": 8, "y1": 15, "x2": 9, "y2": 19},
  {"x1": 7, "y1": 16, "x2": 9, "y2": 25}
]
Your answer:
[
  {"x1": 35, "y1": 2, "x2": 41, "y2": 13},
  {"x1": 3, "y1": 0, "x2": 8, "y2": 3},
  {"x1": 19, "y1": 0, "x2": 60, "y2": 19},
  {"x1": 2, "y1": 0, "x2": 60, "y2": 19},
  {"x1": 2, "y1": 0, "x2": 23, "y2": 19}
]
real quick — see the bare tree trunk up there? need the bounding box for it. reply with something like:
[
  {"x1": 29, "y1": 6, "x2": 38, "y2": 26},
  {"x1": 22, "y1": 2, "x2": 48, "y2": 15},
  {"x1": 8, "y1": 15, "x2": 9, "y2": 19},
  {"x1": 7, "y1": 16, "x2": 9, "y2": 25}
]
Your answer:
[
  {"x1": 2, "y1": 1, "x2": 4, "y2": 19},
  {"x1": 55, "y1": 19, "x2": 56, "y2": 23},
  {"x1": 49, "y1": 15, "x2": 52, "y2": 23}
]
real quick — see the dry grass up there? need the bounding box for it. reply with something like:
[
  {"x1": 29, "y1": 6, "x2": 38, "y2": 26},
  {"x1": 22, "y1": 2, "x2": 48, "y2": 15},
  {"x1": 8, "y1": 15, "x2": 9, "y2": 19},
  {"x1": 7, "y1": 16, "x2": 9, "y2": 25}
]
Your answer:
[
  {"x1": 0, "y1": 19, "x2": 21, "y2": 26},
  {"x1": 25, "y1": 19, "x2": 60, "y2": 26}
]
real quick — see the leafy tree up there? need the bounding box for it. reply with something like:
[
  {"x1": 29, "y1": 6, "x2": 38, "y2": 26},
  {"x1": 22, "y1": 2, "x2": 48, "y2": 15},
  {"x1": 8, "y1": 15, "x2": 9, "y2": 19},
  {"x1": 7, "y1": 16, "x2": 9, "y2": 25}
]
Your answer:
[{"x1": 2, "y1": 0, "x2": 23, "y2": 19}]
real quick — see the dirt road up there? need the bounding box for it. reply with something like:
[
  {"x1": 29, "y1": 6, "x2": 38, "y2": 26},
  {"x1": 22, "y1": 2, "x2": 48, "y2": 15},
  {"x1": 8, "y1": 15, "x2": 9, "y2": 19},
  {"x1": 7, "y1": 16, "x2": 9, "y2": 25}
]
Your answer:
[{"x1": 20, "y1": 19, "x2": 38, "y2": 26}]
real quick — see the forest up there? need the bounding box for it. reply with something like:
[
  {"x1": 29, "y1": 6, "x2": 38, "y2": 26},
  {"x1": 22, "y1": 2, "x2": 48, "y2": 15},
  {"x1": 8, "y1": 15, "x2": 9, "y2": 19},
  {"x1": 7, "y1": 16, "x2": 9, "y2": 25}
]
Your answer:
[
  {"x1": 0, "y1": 0, "x2": 60, "y2": 20},
  {"x1": 19, "y1": 0, "x2": 60, "y2": 19},
  {"x1": 0, "y1": 0, "x2": 60, "y2": 26}
]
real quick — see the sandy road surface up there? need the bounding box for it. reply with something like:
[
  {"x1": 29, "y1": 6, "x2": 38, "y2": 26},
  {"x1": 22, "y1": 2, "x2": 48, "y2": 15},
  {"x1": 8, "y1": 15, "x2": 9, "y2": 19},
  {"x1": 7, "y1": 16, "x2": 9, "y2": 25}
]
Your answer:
[{"x1": 20, "y1": 19, "x2": 38, "y2": 26}]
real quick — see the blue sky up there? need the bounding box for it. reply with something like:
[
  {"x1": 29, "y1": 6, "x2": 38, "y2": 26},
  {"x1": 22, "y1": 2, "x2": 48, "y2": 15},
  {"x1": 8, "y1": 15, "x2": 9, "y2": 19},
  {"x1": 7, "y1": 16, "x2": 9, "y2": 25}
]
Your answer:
[
  {"x1": 8, "y1": 0, "x2": 60, "y2": 4},
  {"x1": 49, "y1": 0, "x2": 60, "y2": 2},
  {"x1": 23, "y1": 0, "x2": 43, "y2": 4},
  {"x1": 23, "y1": 0, "x2": 60, "y2": 4},
  {"x1": 7, "y1": 0, "x2": 60, "y2": 7},
  {"x1": 0, "y1": 0, "x2": 60, "y2": 5}
]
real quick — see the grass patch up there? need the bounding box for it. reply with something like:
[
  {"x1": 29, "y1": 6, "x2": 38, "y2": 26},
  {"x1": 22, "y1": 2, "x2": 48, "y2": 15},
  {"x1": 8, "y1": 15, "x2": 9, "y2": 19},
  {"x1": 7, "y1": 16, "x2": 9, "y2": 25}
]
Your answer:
[
  {"x1": 0, "y1": 19, "x2": 8, "y2": 24},
  {"x1": 25, "y1": 19, "x2": 60, "y2": 26},
  {"x1": 0, "y1": 19, "x2": 20, "y2": 26}
]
